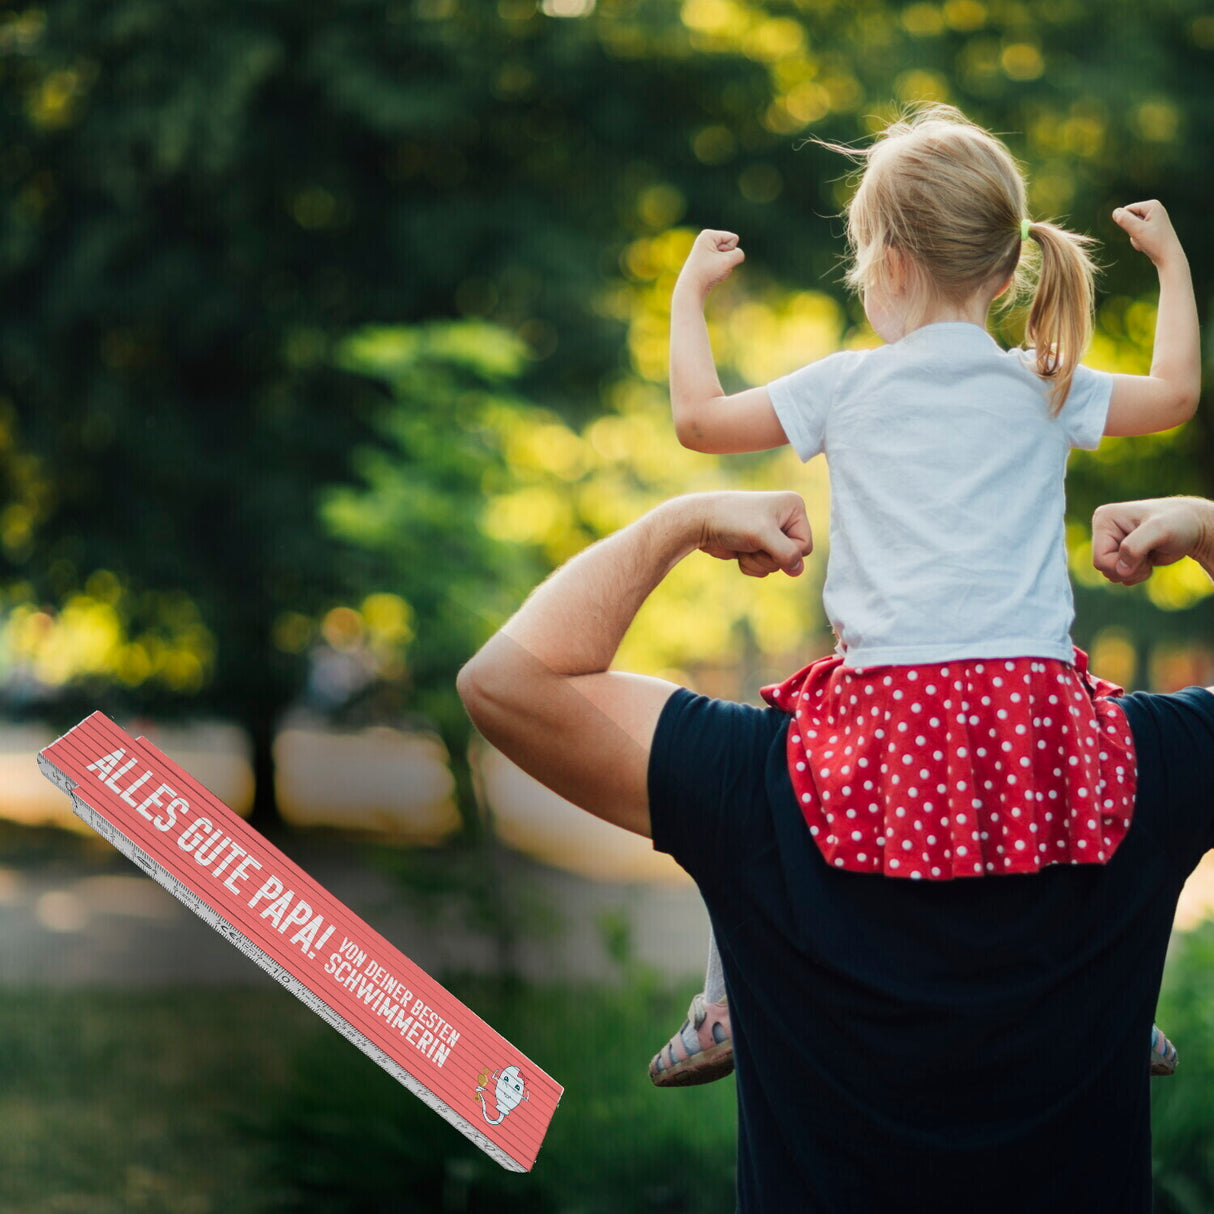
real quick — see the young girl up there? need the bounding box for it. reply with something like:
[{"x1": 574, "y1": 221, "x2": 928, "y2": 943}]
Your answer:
[{"x1": 650, "y1": 104, "x2": 1198, "y2": 1087}]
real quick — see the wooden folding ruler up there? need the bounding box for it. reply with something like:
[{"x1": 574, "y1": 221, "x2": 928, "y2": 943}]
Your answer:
[{"x1": 39, "y1": 711, "x2": 562, "y2": 1172}]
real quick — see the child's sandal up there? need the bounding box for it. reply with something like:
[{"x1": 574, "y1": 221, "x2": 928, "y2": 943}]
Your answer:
[
  {"x1": 1151, "y1": 1023, "x2": 1178, "y2": 1077},
  {"x1": 648, "y1": 993, "x2": 733, "y2": 1087}
]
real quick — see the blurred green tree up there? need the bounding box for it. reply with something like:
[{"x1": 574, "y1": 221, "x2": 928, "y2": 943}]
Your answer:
[
  {"x1": 2, "y1": 0, "x2": 1212, "y2": 828},
  {"x1": 318, "y1": 321, "x2": 552, "y2": 818}
]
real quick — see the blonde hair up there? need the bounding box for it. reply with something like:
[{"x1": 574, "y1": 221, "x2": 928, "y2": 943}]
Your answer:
[{"x1": 826, "y1": 104, "x2": 1097, "y2": 412}]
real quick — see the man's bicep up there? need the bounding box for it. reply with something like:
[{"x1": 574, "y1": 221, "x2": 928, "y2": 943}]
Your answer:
[
  {"x1": 550, "y1": 671, "x2": 682, "y2": 837},
  {"x1": 462, "y1": 648, "x2": 679, "y2": 838}
]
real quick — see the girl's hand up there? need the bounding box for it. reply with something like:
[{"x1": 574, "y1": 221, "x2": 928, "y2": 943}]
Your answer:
[
  {"x1": 1113, "y1": 200, "x2": 1186, "y2": 269},
  {"x1": 677, "y1": 229, "x2": 746, "y2": 298}
]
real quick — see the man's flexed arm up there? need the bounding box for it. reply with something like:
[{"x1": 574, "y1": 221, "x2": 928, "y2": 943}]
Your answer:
[{"x1": 457, "y1": 492, "x2": 812, "y2": 838}]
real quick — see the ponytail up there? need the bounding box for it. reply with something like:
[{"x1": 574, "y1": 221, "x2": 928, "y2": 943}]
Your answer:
[{"x1": 1022, "y1": 221, "x2": 1098, "y2": 414}]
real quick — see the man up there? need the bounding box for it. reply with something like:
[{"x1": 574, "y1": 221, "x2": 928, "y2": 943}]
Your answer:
[{"x1": 458, "y1": 492, "x2": 1214, "y2": 1213}]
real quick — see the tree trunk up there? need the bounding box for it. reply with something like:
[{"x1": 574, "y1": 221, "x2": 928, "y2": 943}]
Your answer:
[
  {"x1": 442, "y1": 720, "x2": 521, "y2": 983},
  {"x1": 244, "y1": 706, "x2": 284, "y2": 837}
]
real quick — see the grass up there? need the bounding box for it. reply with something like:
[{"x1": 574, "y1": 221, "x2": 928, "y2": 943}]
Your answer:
[
  {"x1": 0, "y1": 986, "x2": 315, "y2": 1214},
  {"x1": 0, "y1": 977, "x2": 737, "y2": 1214}
]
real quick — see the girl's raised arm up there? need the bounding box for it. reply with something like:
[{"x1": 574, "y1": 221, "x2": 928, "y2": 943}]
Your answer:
[
  {"x1": 670, "y1": 230, "x2": 789, "y2": 454},
  {"x1": 1103, "y1": 201, "x2": 1200, "y2": 437}
]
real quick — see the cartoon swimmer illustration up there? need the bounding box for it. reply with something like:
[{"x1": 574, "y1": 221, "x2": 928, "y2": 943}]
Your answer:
[{"x1": 474, "y1": 1064, "x2": 529, "y2": 1125}]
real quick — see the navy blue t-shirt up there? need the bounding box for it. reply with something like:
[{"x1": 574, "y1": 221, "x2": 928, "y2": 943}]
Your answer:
[{"x1": 649, "y1": 685, "x2": 1214, "y2": 1213}]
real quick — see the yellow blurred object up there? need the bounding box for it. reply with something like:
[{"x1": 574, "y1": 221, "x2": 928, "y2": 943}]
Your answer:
[
  {"x1": 275, "y1": 721, "x2": 460, "y2": 841},
  {"x1": 1088, "y1": 627, "x2": 1137, "y2": 690},
  {"x1": 478, "y1": 744, "x2": 690, "y2": 884},
  {"x1": 1174, "y1": 853, "x2": 1214, "y2": 930}
]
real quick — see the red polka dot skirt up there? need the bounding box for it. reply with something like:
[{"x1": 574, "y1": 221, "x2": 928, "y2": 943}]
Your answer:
[{"x1": 760, "y1": 649, "x2": 1136, "y2": 880}]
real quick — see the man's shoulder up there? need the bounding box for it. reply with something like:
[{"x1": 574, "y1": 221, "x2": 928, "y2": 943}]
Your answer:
[
  {"x1": 648, "y1": 690, "x2": 791, "y2": 882},
  {"x1": 1117, "y1": 685, "x2": 1214, "y2": 868},
  {"x1": 1119, "y1": 684, "x2": 1214, "y2": 738}
]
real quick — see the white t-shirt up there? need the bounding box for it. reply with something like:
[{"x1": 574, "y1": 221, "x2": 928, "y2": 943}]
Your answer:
[{"x1": 767, "y1": 321, "x2": 1113, "y2": 668}]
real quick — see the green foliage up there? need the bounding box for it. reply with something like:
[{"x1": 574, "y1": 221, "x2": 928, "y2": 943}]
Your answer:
[
  {"x1": 0, "y1": 986, "x2": 307, "y2": 1213},
  {"x1": 321, "y1": 320, "x2": 551, "y2": 762},
  {"x1": 1151, "y1": 925, "x2": 1214, "y2": 1213}
]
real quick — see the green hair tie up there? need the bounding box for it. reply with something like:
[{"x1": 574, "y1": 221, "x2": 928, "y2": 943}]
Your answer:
[{"x1": 1021, "y1": 218, "x2": 1032, "y2": 242}]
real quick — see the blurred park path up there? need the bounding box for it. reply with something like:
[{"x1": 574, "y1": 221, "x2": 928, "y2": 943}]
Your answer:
[{"x1": 0, "y1": 831, "x2": 710, "y2": 989}]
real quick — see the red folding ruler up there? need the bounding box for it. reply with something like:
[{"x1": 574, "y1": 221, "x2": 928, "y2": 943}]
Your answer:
[{"x1": 38, "y1": 711, "x2": 562, "y2": 1172}]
